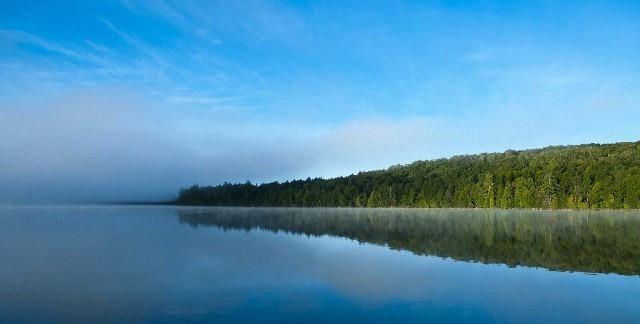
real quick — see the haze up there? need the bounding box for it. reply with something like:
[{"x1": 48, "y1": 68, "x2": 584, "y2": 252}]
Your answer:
[{"x1": 1, "y1": 1, "x2": 639, "y2": 203}]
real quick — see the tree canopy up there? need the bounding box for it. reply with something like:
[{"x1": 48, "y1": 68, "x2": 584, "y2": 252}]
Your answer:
[{"x1": 177, "y1": 141, "x2": 640, "y2": 209}]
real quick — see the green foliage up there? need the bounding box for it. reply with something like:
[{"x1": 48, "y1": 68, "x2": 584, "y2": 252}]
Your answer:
[
  {"x1": 514, "y1": 177, "x2": 536, "y2": 208},
  {"x1": 482, "y1": 172, "x2": 496, "y2": 208},
  {"x1": 177, "y1": 141, "x2": 640, "y2": 209}
]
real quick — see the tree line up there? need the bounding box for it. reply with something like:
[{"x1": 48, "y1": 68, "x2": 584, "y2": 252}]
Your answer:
[{"x1": 177, "y1": 141, "x2": 640, "y2": 209}]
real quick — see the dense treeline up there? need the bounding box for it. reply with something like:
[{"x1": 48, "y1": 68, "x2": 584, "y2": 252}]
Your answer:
[
  {"x1": 177, "y1": 208, "x2": 640, "y2": 275},
  {"x1": 177, "y1": 141, "x2": 640, "y2": 209}
]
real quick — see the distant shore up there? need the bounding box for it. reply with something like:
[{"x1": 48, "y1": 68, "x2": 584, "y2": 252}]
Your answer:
[{"x1": 177, "y1": 140, "x2": 640, "y2": 210}]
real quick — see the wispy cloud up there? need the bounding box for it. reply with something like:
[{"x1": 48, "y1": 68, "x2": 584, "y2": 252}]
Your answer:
[
  {"x1": 476, "y1": 66, "x2": 592, "y2": 86},
  {"x1": 119, "y1": 0, "x2": 308, "y2": 44},
  {"x1": 2, "y1": 30, "x2": 82, "y2": 59},
  {"x1": 2, "y1": 1, "x2": 639, "y2": 202},
  {"x1": 0, "y1": 29, "x2": 112, "y2": 67}
]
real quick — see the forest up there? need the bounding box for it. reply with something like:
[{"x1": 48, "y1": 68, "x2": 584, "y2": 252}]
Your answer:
[{"x1": 177, "y1": 141, "x2": 640, "y2": 209}]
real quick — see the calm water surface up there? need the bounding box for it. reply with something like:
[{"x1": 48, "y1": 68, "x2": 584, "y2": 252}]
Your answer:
[{"x1": 1, "y1": 206, "x2": 639, "y2": 323}]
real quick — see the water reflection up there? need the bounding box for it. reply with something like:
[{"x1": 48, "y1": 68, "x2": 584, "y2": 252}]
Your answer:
[
  {"x1": 178, "y1": 207, "x2": 640, "y2": 276},
  {"x1": 2, "y1": 206, "x2": 640, "y2": 323}
]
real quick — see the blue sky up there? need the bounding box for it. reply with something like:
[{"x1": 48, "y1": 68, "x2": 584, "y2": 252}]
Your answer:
[{"x1": 1, "y1": 0, "x2": 640, "y2": 202}]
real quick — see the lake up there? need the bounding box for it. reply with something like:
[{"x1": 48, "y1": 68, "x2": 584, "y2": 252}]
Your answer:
[{"x1": 1, "y1": 206, "x2": 639, "y2": 323}]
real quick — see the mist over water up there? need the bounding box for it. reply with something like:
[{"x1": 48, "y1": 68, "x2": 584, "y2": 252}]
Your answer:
[
  {"x1": 0, "y1": 90, "x2": 317, "y2": 203},
  {"x1": 1, "y1": 206, "x2": 639, "y2": 323},
  {"x1": 2, "y1": 2, "x2": 640, "y2": 323}
]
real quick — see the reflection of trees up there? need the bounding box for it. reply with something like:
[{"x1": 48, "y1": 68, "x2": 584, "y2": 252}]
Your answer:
[{"x1": 177, "y1": 208, "x2": 640, "y2": 276}]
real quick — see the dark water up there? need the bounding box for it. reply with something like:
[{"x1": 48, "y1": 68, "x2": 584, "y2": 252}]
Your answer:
[{"x1": 1, "y1": 206, "x2": 639, "y2": 323}]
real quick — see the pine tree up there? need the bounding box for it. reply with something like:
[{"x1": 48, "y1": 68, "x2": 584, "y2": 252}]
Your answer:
[{"x1": 482, "y1": 172, "x2": 495, "y2": 208}]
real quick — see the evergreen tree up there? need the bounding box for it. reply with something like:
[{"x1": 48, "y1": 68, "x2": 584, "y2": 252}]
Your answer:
[
  {"x1": 177, "y1": 141, "x2": 640, "y2": 209},
  {"x1": 482, "y1": 172, "x2": 496, "y2": 208}
]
